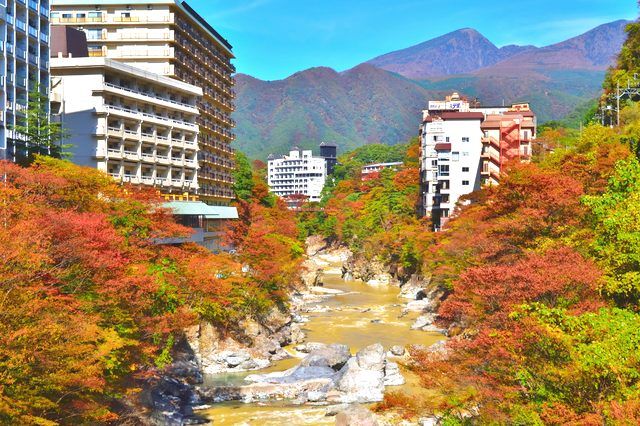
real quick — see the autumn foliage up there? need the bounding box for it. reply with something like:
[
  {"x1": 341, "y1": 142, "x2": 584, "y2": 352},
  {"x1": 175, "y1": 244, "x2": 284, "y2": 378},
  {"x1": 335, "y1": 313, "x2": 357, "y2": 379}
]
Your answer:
[{"x1": 0, "y1": 157, "x2": 301, "y2": 424}]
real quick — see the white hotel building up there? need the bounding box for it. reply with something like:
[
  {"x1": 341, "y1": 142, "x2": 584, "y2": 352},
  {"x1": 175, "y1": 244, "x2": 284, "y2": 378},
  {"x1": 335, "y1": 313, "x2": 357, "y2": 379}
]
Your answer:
[
  {"x1": 267, "y1": 148, "x2": 327, "y2": 204},
  {"x1": 51, "y1": 56, "x2": 202, "y2": 195},
  {"x1": 420, "y1": 93, "x2": 535, "y2": 230}
]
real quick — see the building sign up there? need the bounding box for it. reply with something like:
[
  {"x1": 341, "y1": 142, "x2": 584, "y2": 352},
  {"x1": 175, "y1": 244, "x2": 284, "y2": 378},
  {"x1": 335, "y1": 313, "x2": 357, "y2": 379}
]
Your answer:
[
  {"x1": 429, "y1": 101, "x2": 467, "y2": 111},
  {"x1": 428, "y1": 101, "x2": 447, "y2": 110}
]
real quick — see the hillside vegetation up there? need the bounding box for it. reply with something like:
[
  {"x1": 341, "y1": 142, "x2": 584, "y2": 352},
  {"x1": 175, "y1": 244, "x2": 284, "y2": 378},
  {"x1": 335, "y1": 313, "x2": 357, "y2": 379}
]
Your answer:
[
  {"x1": 0, "y1": 158, "x2": 302, "y2": 424},
  {"x1": 300, "y1": 20, "x2": 640, "y2": 423}
]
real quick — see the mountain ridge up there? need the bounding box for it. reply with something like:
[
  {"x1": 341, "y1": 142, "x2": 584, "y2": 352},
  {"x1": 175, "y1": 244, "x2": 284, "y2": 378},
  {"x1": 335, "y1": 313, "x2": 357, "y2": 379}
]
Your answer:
[{"x1": 233, "y1": 20, "x2": 631, "y2": 159}]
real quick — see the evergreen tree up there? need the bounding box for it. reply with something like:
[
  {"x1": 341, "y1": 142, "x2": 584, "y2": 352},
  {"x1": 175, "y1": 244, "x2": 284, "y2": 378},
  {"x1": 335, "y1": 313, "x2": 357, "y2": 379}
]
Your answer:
[{"x1": 10, "y1": 84, "x2": 69, "y2": 166}]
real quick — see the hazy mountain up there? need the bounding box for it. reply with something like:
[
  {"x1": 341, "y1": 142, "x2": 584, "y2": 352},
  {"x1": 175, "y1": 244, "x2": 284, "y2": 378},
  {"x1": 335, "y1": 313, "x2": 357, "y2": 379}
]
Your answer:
[{"x1": 233, "y1": 20, "x2": 630, "y2": 159}]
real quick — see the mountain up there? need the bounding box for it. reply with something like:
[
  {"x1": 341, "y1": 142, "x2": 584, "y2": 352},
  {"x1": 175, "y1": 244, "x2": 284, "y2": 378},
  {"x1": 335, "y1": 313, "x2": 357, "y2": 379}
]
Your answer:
[
  {"x1": 475, "y1": 20, "x2": 630, "y2": 73},
  {"x1": 366, "y1": 28, "x2": 535, "y2": 79},
  {"x1": 233, "y1": 20, "x2": 630, "y2": 159},
  {"x1": 234, "y1": 64, "x2": 434, "y2": 158}
]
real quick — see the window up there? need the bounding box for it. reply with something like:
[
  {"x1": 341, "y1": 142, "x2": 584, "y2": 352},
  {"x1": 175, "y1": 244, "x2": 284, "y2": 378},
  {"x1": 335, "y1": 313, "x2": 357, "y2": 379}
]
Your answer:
[
  {"x1": 462, "y1": 152, "x2": 470, "y2": 157},
  {"x1": 88, "y1": 11, "x2": 103, "y2": 19},
  {"x1": 76, "y1": 13, "x2": 86, "y2": 18},
  {"x1": 51, "y1": 12, "x2": 60, "y2": 18},
  {"x1": 439, "y1": 165, "x2": 450, "y2": 176},
  {"x1": 452, "y1": 151, "x2": 459, "y2": 161},
  {"x1": 62, "y1": 13, "x2": 72, "y2": 18},
  {"x1": 87, "y1": 28, "x2": 103, "y2": 40},
  {"x1": 462, "y1": 167, "x2": 469, "y2": 172},
  {"x1": 446, "y1": 136, "x2": 450, "y2": 142},
  {"x1": 431, "y1": 160, "x2": 437, "y2": 167},
  {"x1": 462, "y1": 180, "x2": 470, "y2": 186},
  {"x1": 462, "y1": 137, "x2": 470, "y2": 143}
]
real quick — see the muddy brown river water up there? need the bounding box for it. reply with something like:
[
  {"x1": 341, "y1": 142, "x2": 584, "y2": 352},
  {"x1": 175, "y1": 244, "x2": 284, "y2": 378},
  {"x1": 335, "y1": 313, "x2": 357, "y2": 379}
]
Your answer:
[{"x1": 200, "y1": 264, "x2": 444, "y2": 425}]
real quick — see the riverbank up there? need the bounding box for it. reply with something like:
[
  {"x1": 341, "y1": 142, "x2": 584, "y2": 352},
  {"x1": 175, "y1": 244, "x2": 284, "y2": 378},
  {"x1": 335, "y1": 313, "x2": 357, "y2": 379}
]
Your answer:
[{"x1": 194, "y1": 242, "x2": 446, "y2": 425}]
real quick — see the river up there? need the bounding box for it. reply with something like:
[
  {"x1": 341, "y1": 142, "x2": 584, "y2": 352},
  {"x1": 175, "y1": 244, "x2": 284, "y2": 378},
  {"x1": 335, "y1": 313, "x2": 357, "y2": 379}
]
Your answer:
[{"x1": 199, "y1": 261, "x2": 444, "y2": 425}]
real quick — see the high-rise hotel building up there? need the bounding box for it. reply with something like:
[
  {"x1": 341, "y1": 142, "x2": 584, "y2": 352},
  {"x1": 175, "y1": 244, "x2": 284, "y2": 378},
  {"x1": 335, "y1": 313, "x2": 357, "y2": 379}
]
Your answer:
[
  {"x1": 0, "y1": 0, "x2": 51, "y2": 162},
  {"x1": 50, "y1": 0, "x2": 236, "y2": 205}
]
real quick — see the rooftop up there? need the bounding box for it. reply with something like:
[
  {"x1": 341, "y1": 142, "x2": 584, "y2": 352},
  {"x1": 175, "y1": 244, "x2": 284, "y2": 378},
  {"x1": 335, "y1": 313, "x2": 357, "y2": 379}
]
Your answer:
[
  {"x1": 50, "y1": 56, "x2": 203, "y2": 96},
  {"x1": 164, "y1": 201, "x2": 239, "y2": 219},
  {"x1": 51, "y1": 0, "x2": 234, "y2": 55}
]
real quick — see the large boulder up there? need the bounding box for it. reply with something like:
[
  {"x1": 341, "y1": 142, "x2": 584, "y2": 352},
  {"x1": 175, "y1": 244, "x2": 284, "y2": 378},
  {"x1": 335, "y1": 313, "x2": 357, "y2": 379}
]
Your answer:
[
  {"x1": 356, "y1": 343, "x2": 385, "y2": 370},
  {"x1": 336, "y1": 344, "x2": 386, "y2": 403},
  {"x1": 299, "y1": 343, "x2": 351, "y2": 370}
]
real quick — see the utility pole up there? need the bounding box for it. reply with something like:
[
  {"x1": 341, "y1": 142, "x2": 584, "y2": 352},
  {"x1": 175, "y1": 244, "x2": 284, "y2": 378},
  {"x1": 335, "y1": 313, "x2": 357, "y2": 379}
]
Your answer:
[{"x1": 617, "y1": 81, "x2": 621, "y2": 127}]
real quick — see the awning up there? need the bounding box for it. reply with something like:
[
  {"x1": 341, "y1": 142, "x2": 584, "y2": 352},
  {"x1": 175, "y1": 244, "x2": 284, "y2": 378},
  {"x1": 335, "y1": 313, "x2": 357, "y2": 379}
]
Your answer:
[{"x1": 164, "y1": 201, "x2": 239, "y2": 219}]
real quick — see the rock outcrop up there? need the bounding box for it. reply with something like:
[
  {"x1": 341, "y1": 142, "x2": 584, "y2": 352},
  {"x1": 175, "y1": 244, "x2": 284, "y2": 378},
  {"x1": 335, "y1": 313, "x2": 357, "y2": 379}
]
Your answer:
[
  {"x1": 198, "y1": 343, "x2": 404, "y2": 405},
  {"x1": 186, "y1": 308, "x2": 305, "y2": 375}
]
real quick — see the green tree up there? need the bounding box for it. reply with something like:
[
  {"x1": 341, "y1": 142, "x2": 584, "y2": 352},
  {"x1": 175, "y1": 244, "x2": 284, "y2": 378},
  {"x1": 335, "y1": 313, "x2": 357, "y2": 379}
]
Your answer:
[
  {"x1": 10, "y1": 85, "x2": 69, "y2": 166},
  {"x1": 583, "y1": 157, "x2": 640, "y2": 306},
  {"x1": 232, "y1": 150, "x2": 254, "y2": 201}
]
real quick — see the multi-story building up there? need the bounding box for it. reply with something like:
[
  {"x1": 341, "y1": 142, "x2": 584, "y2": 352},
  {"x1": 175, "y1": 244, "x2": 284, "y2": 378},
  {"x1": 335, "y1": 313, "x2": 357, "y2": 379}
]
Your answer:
[
  {"x1": 50, "y1": 56, "x2": 202, "y2": 195},
  {"x1": 267, "y1": 147, "x2": 327, "y2": 205},
  {"x1": 0, "y1": 0, "x2": 51, "y2": 163},
  {"x1": 361, "y1": 161, "x2": 404, "y2": 180},
  {"x1": 50, "y1": 0, "x2": 235, "y2": 205},
  {"x1": 419, "y1": 93, "x2": 535, "y2": 230},
  {"x1": 319, "y1": 141, "x2": 338, "y2": 175}
]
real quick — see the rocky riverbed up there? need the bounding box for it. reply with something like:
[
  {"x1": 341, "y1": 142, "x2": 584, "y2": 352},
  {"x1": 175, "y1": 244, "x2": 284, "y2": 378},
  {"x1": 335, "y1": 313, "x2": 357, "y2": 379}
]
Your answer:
[{"x1": 193, "y1": 243, "x2": 446, "y2": 425}]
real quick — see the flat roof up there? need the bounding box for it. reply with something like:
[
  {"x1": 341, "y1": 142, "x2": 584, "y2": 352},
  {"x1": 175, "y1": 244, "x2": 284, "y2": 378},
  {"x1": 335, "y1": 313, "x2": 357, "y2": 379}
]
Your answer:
[
  {"x1": 50, "y1": 57, "x2": 203, "y2": 96},
  {"x1": 51, "y1": 0, "x2": 234, "y2": 55},
  {"x1": 440, "y1": 112, "x2": 485, "y2": 120},
  {"x1": 362, "y1": 162, "x2": 404, "y2": 168},
  {"x1": 164, "y1": 201, "x2": 239, "y2": 219}
]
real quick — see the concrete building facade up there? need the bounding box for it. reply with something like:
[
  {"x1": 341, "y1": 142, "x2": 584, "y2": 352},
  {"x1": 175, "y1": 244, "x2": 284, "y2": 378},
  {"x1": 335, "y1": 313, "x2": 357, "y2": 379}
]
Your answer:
[
  {"x1": 0, "y1": 0, "x2": 51, "y2": 162},
  {"x1": 50, "y1": 0, "x2": 235, "y2": 205},
  {"x1": 420, "y1": 93, "x2": 535, "y2": 230},
  {"x1": 267, "y1": 148, "x2": 327, "y2": 205},
  {"x1": 51, "y1": 56, "x2": 202, "y2": 195}
]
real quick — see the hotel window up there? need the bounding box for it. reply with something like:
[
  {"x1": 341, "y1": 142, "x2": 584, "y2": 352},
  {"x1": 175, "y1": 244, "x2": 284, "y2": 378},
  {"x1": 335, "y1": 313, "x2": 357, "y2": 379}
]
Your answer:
[
  {"x1": 87, "y1": 29, "x2": 103, "y2": 40},
  {"x1": 462, "y1": 167, "x2": 469, "y2": 172},
  {"x1": 462, "y1": 180, "x2": 470, "y2": 186},
  {"x1": 462, "y1": 137, "x2": 470, "y2": 143}
]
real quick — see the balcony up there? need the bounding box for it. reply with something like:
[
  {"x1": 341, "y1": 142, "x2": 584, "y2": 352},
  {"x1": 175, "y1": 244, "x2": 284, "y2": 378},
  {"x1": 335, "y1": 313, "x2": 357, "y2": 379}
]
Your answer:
[
  {"x1": 107, "y1": 148, "x2": 123, "y2": 159},
  {"x1": 123, "y1": 150, "x2": 138, "y2": 161},
  {"x1": 103, "y1": 82, "x2": 197, "y2": 111},
  {"x1": 102, "y1": 105, "x2": 198, "y2": 131}
]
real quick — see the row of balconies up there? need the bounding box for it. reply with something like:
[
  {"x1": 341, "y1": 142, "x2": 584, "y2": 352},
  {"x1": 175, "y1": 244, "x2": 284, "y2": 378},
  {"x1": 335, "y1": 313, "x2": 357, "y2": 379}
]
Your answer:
[
  {"x1": 51, "y1": 13, "x2": 175, "y2": 25},
  {"x1": 103, "y1": 82, "x2": 197, "y2": 111},
  {"x1": 110, "y1": 173, "x2": 197, "y2": 189},
  {"x1": 198, "y1": 171, "x2": 234, "y2": 184},
  {"x1": 102, "y1": 104, "x2": 198, "y2": 131},
  {"x1": 103, "y1": 148, "x2": 198, "y2": 169},
  {"x1": 174, "y1": 20, "x2": 234, "y2": 75},
  {"x1": 175, "y1": 40, "x2": 233, "y2": 85},
  {"x1": 198, "y1": 151, "x2": 234, "y2": 169},
  {"x1": 200, "y1": 137, "x2": 234, "y2": 154},
  {"x1": 87, "y1": 30, "x2": 174, "y2": 42},
  {"x1": 106, "y1": 126, "x2": 198, "y2": 149},
  {"x1": 198, "y1": 186, "x2": 234, "y2": 199}
]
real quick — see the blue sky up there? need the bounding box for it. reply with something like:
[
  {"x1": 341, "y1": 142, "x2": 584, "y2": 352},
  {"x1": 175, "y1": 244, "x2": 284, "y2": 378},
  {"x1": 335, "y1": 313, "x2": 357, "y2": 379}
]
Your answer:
[{"x1": 188, "y1": 0, "x2": 638, "y2": 81}]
